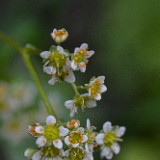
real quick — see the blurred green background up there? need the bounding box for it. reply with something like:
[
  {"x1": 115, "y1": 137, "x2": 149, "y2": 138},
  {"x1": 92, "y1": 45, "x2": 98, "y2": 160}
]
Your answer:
[{"x1": 0, "y1": 0, "x2": 160, "y2": 160}]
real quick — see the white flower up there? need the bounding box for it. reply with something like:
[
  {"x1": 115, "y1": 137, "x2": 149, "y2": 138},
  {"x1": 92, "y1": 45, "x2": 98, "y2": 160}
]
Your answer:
[
  {"x1": 64, "y1": 146, "x2": 93, "y2": 160},
  {"x1": 66, "y1": 119, "x2": 80, "y2": 130},
  {"x1": 64, "y1": 94, "x2": 96, "y2": 117},
  {"x1": 85, "y1": 119, "x2": 96, "y2": 153},
  {"x1": 64, "y1": 127, "x2": 88, "y2": 148},
  {"x1": 25, "y1": 146, "x2": 64, "y2": 160},
  {"x1": 64, "y1": 99, "x2": 78, "y2": 117},
  {"x1": 32, "y1": 150, "x2": 42, "y2": 160},
  {"x1": 24, "y1": 148, "x2": 37, "y2": 159},
  {"x1": 47, "y1": 65, "x2": 75, "y2": 85},
  {"x1": 84, "y1": 144, "x2": 94, "y2": 160},
  {"x1": 40, "y1": 46, "x2": 68, "y2": 68},
  {"x1": 40, "y1": 46, "x2": 75, "y2": 85},
  {"x1": 88, "y1": 76, "x2": 107, "y2": 100},
  {"x1": 29, "y1": 115, "x2": 69, "y2": 149},
  {"x1": 82, "y1": 93, "x2": 97, "y2": 108},
  {"x1": 71, "y1": 43, "x2": 95, "y2": 72},
  {"x1": 51, "y1": 28, "x2": 69, "y2": 44},
  {"x1": 95, "y1": 121, "x2": 126, "y2": 159}
]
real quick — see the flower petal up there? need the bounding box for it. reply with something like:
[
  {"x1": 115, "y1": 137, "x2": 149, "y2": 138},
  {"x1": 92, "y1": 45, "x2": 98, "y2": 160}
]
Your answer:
[
  {"x1": 53, "y1": 139, "x2": 63, "y2": 149},
  {"x1": 111, "y1": 142, "x2": 120, "y2": 154},
  {"x1": 77, "y1": 127, "x2": 85, "y2": 134},
  {"x1": 85, "y1": 98, "x2": 97, "y2": 108},
  {"x1": 82, "y1": 135, "x2": 88, "y2": 143},
  {"x1": 32, "y1": 151, "x2": 42, "y2": 160},
  {"x1": 115, "y1": 127, "x2": 126, "y2": 137},
  {"x1": 46, "y1": 115, "x2": 56, "y2": 125},
  {"x1": 101, "y1": 85, "x2": 107, "y2": 93},
  {"x1": 80, "y1": 43, "x2": 88, "y2": 50},
  {"x1": 85, "y1": 153, "x2": 94, "y2": 160},
  {"x1": 86, "y1": 119, "x2": 91, "y2": 129},
  {"x1": 103, "y1": 121, "x2": 112, "y2": 132},
  {"x1": 97, "y1": 76, "x2": 105, "y2": 83},
  {"x1": 64, "y1": 136, "x2": 70, "y2": 146},
  {"x1": 71, "y1": 61, "x2": 77, "y2": 70},
  {"x1": 55, "y1": 37, "x2": 61, "y2": 43},
  {"x1": 88, "y1": 50, "x2": 95, "y2": 58},
  {"x1": 64, "y1": 100, "x2": 73, "y2": 109},
  {"x1": 48, "y1": 76, "x2": 58, "y2": 85},
  {"x1": 57, "y1": 46, "x2": 68, "y2": 56},
  {"x1": 35, "y1": 126, "x2": 44, "y2": 134},
  {"x1": 105, "y1": 152, "x2": 113, "y2": 159},
  {"x1": 36, "y1": 136, "x2": 47, "y2": 147},
  {"x1": 40, "y1": 51, "x2": 51, "y2": 59},
  {"x1": 43, "y1": 66, "x2": 56, "y2": 75},
  {"x1": 53, "y1": 156, "x2": 63, "y2": 160},
  {"x1": 59, "y1": 126, "x2": 69, "y2": 137},
  {"x1": 64, "y1": 71, "x2": 75, "y2": 83},
  {"x1": 74, "y1": 47, "x2": 80, "y2": 54},
  {"x1": 72, "y1": 143, "x2": 79, "y2": 148},
  {"x1": 95, "y1": 133, "x2": 105, "y2": 145},
  {"x1": 101, "y1": 147, "x2": 111, "y2": 158},
  {"x1": 57, "y1": 46, "x2": 64, "y2": 53},
  {"x1": 94, "y1": 93, "x2": 101, "y2": 100},
  {"x1": 79, "y1": 62, "x2": 86, "y2": 72},
  {"x1": 51, "y1": 33, "x2": 56, "y2": 39},
  {"x1": 70, "y1": 106, "x2": 77, "y2": 117}
]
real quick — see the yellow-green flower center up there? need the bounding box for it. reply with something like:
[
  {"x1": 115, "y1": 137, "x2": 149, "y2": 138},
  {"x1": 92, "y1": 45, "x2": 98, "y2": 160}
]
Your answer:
[
  {"x1": 74, "y1": 96, "x2": 84, "y2": 107},
  {"x1": 74, "y1": 49, "x2": 89, "y2": 64},
  {"x1": 41, "y1": 145, "x2": 59, "y2": 157},
  {"x1": 90, "y1": 79, "x2": 102, "y2": 98},
  {"x1": 104, "y1": 131, "x2": 117, "y2": 146},
  {"x1": 67, "y1": 120, "x2": 80, "y2": 129},
  {"x1": 69, "y1": 131, "x2": 83, "y2": 144},
  {"x1": 55, "y1": 30, "x2": 66, "y2": 37},
  {"x1": 87, "y1": 131, "x2": 95, "y2": 144},
  {"x1": 49, "y1": 52, "x2": 66, "y2": 68},
  {"x1": 44, "y1": 125, "x2": 59, "y2": 140},
  {"x1": 69, "y1": 148, "x2": 86, "y2": 160}
]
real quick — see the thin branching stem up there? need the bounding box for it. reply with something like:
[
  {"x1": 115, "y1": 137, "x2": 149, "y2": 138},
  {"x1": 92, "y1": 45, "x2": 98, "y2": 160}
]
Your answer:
[
  {"x1": 0, "y1": 32, "x2": 57, "y2": 118},
  {"x1": 71, "y1": 83, "x2": 80, "y2": 96}
]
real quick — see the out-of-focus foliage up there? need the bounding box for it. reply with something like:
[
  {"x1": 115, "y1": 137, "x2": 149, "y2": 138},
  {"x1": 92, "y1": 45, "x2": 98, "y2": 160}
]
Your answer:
[{"x1": 0, "y1": 0, "x2": 160, "y2": 160}]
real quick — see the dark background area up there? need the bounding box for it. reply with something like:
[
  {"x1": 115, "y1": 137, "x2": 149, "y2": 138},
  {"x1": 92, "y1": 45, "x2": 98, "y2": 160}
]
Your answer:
[{"x1": 0, "y1": 0, "x2": 160, "y2": 160}]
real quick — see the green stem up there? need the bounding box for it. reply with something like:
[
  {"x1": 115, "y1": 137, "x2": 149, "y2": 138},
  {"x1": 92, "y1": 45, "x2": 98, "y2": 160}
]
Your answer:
[
  {"x1": 71, "y1": 83, "x2": 80, "y2": 96},
  {"x1": 0, "y1": 32, "x2": 57, "y2": 118},
  {"x1": 22, "y1": 53, "x2": 56, "y2": 117},
  {"x1": 0, "y1": 32, "x2": 23, "y2": 54}
]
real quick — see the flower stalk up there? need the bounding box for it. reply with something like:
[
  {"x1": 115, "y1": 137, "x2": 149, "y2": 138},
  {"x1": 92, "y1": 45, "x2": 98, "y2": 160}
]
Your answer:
[
  {"x1": 71, "y1": 83, "x2": 80, "y2": 96},
  {"x1": 0, "y1": 32, "x2": 57, "y2": 118}
]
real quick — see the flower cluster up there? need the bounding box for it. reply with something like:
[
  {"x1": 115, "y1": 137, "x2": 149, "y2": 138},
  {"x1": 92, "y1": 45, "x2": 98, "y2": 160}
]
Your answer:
[
  {"x1": 65, "y1": 76, "x2": 107, "y2": 117},
  {"x1": 24, "y1": 28, "x2": 126, "y2": 160},
  {"x1": 24, "y1": 115, "x2": 125, "y2": 160},
  {"x1": 40, "y1": 29, "x2": 94, "y2": 86},
  {"x1": 40, "y1": 28, "x2": 107, "y2": 117}
]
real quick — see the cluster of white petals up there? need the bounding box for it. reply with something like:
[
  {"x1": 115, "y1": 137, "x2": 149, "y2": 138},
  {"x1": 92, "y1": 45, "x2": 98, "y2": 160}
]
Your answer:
[
  {"x1": 29, "y1": 115, "x2": 69, "y2": 149},
  {"x1": 64, "y1": 94, "x2": 97, "y2": 117},
  {"x1": 40, "y1": 46, "x2": 75, "y2": 85},
  {"x1": 25, "y1": 116, "x2": 125, "y2": 160},
  {"x1": 40, "y1": 29, "x2": 95, "y2": 86},
  {"x1": 51, "y1": 28, "x2": 69, "y2": 44},
  {"x1": 88, "y1": 76, "x2": 107, "y2": 100},
  {"x1": 25, "y1": 28, "x2": 126, "y2": 160},
  {"x1": 64, "y1": 76, "x2": 107, "y2": 117},
  {"x1": 71, "y1": 43, "x2": 95, "y2": 72},
  {"x1": 95, "y1": 122, "x2": 126, "y2": 159}
]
